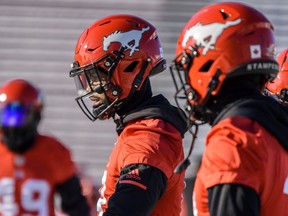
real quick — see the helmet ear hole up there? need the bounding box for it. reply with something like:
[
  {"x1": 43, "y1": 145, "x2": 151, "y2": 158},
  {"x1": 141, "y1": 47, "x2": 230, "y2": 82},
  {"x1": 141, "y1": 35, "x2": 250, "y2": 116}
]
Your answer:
[
  {"x1": 199, "y1": 60, "x2": 214, "y2": 72},
  {"x1": 124, "y1": 61, "x2": 139, "y2": 72},
  {"x1": 220, "y1": 10, "x2": 230, "y2": 20}
]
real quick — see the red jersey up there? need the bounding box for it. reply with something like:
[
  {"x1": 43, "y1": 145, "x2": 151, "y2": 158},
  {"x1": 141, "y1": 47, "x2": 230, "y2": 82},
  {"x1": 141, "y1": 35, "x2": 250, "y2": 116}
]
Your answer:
[
  {"x1": 97, "y1": 118, "x2": 185, "y2": 216},
  {"x1": 193, "y1": 117, "x2": 288, "y2": 215},
  {"x1": 0, "y1": 134, "x2": 76, "y2": 216}
]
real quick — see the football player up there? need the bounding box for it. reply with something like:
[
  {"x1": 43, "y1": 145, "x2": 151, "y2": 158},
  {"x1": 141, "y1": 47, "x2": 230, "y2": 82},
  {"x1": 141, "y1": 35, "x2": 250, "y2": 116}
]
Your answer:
[
  {"x1": 0, "y1": 79, "x2": 90, "y2": 216},
  {"x1": 69, "y1": 14, "x2": 188, "y2": 216},
  {"x1": 264, "y1": 48, "x2": 288, "y2": 106},
  {"x1": 170, "y1": 2, "x2": 288, "y2": 215}
]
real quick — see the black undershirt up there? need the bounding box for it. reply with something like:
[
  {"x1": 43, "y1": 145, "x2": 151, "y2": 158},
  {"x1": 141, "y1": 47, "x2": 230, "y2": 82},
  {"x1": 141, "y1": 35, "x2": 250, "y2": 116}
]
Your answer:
[
  {"x1": 103, "y1": 164, "x2": 167, "y2": 216},
  {"x1": 208, "y1": 184, "x2": 260, "y2": 216}
]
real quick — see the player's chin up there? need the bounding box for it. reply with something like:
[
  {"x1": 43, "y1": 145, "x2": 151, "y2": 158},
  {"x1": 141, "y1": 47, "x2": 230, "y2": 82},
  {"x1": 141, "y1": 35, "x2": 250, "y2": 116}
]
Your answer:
[
  {"x1": 97, "y1": 113, "x2": 109, "y2": 120},
  {"x1": 97, "y1": 109, "x2": 112, "y2": 121}
]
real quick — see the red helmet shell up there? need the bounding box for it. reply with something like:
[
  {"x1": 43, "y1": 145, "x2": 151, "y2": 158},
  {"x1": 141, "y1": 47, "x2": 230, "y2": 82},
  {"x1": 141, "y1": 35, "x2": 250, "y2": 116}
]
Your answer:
[
  {"x1": 73, "y1": 14, "x2": 166, "y2": 101},
  {"x1": 0, "y1": 79, "x2": 43, "y2": 111},
  {"x1": 176, "y1": 2, "x2": 277, "y2": 106}
]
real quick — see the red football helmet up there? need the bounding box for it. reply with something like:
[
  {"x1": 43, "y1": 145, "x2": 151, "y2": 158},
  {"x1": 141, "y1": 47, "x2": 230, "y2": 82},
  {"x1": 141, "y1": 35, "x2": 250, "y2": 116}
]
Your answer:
[
  {"x1": 0, "y1": 79, "x2": 43, "y2": 152},
  {"x1": 265, "y1": 49, "x2": 288, "y2": 105},
  {"x1": 0, "y1": 79, "x2": 43, "y2": 127},
  {"x1": 69, "y1": 14, "x2": 166, "y2": 121},
  {"x1": 170, "y1": 2, "x2": 278, "y2": 123}
]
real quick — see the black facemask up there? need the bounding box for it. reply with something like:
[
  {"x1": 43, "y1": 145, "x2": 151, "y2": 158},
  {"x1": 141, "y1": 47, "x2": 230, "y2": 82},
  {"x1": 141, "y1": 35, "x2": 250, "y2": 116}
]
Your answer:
[{"x1": 1, "y1": 113, "x2": 40, "y2": 153}]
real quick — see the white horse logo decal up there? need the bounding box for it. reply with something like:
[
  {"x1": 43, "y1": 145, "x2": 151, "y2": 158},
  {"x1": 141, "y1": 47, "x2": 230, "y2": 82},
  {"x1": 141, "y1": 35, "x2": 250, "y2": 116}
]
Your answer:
[
  {"x1": 182, "y1": 18, "x2": 242, "y2": 55},
  {"x1": 103, "y1": 26, "x2": 150, "y2": 56}
]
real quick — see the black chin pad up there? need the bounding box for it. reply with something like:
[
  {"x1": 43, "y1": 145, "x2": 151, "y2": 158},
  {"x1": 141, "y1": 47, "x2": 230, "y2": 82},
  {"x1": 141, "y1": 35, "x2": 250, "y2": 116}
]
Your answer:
[
  {"x1": 94, "y1": 85, "x2": 104, "y2": 94},
  {"x1": 93, "y1": 103, "x2": 107, "y2": 116}
]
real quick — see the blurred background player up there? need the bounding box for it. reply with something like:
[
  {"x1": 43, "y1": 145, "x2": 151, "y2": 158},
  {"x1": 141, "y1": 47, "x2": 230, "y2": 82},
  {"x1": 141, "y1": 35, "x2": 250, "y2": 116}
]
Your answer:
[
  {"x1": 77, "y1": 164, "x2": 99, "y2": 216},
  {"x1": 79, "y1": 176, "x2": 98, "y2": 216},
  {"x1": 170, "y1": 2, "x2": 288, "y2": 215},
  {"x1": 0, "y1": 79, "x2": 90, "y2": 216},
  {"x1": 69, "y1": 14, "x2": 188, "y2": 215},
  {"x1": 55, "y1": 164, "x2": 99, "y2": 216},
  {"x1": 264, "y1": 48, "x2": 288, "y2": 106}
]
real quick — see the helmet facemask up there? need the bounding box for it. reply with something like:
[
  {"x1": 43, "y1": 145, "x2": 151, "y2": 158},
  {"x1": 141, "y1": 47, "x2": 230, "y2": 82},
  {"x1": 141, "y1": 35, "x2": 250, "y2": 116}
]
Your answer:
[
  {"x1": 70, "y1": 49, "x2": 124, "y2": 121},
  {"x1": 170, "y1": 45, "x2": 221, "y2": 126},
  {"x1": 279, "y1": 88, "x2": 288, "y2": 105},
  {"x1": 265, "y1": 49, "x2": 288, "y2": 106},
  {"x1": 170, "y1": 47, "x2": 197, "y2": 125}
]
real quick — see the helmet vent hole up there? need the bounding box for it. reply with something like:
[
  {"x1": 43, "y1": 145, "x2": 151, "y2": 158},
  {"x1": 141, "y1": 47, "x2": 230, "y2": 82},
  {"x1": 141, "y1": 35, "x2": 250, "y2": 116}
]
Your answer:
[
  {"x1": 200, "y1": 60, "x2": 214, "y2": 72},
  {"x1": 127, "y1": 20, "x2": 139, "y2": 28},
  {"x1": 124, "y1": 61, "x2": 139, "y2": 72},
  {"x1": 282, "y1": 55, "x2": 287, "y2": 67},
  {"x1": 220, "y1": 9, "x2": 230, "y2": 20},
  {"x1": 99, "y1": 21, "x2": 111, "y2": 26},
  {"x1": 245, "y1": 31, "x2": 255, "y2": 36}
]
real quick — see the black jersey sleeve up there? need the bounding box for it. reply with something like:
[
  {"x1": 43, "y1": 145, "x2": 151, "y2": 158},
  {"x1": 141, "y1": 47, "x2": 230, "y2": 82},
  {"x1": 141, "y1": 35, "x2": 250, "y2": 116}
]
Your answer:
[
  {"x1": 208, "y1": 183, "x2": 260, "y2": 216},
  {"x1": 56, "y1": 175, "x2": 90, "y2": 216},
  {"x1": 103, "y1": 163, "x2": 167, "y2": 216}
]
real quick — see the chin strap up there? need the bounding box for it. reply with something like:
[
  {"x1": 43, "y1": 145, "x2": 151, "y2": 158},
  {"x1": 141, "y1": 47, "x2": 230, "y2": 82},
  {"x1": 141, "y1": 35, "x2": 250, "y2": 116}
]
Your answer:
[
  {"x1": 116, "y1": 58, "x2": 151, "y2": 111},
  {"x1": 174, "y1": 70, "x2": 221, "y2": 173},
  {"x1": 199, "y1": 68, "x2": 222, "y2": 108},
  {"x1": 174, "y1": 124, "x2": 199, "y2": 174}
]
